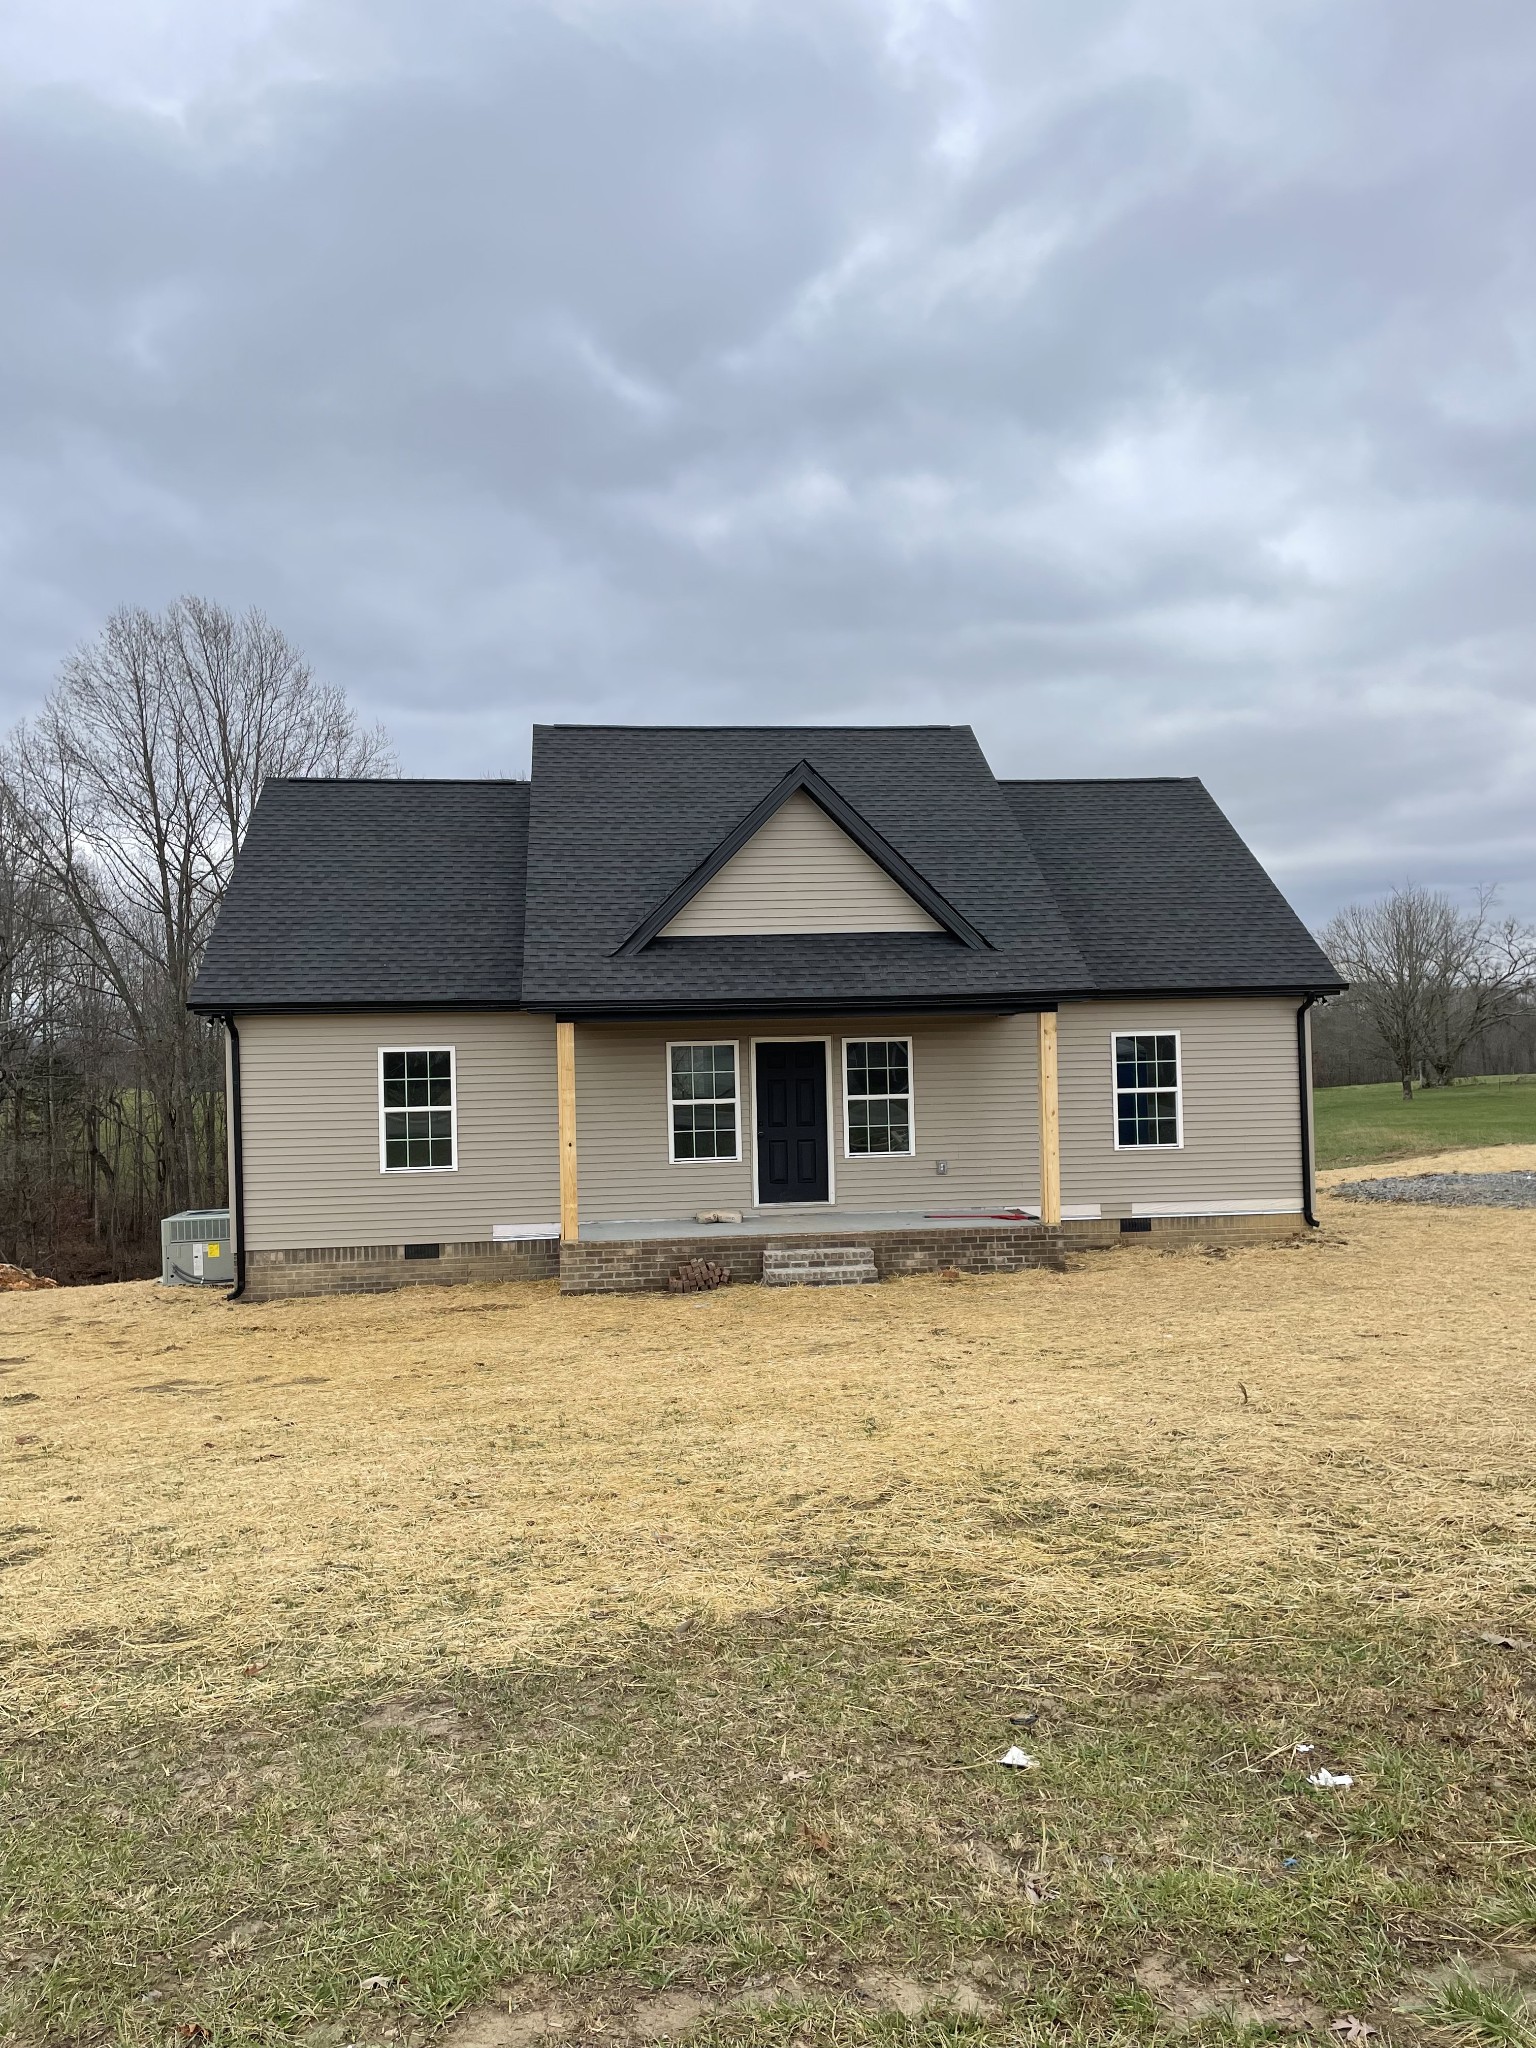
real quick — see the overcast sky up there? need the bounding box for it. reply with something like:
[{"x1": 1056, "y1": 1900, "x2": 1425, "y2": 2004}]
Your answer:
[{"x1": 4, "y1": 0, "x2": 1534, "y2": 922}]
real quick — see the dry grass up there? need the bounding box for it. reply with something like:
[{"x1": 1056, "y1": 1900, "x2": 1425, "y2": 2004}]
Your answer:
[
  {"x1": 5, "y1": 1151, "x2": 1536, "y2": 2046},
  {"x1": 4, "y1": 1146, "x2": 1534, "y2": 1727}
]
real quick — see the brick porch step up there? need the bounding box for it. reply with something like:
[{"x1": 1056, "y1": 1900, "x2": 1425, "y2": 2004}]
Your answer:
[{"x1": 761, "y1": 1243, "x2": 878, "y2": 1287}]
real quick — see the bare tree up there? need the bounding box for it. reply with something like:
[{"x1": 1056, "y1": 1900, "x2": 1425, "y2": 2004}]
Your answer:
[
  {"x1": 172, "y1": 595, "x2": 392, "y2": 861},
  {"x1": 1419, "y1": 888, "x2": 1536, "y2": 1087},
  {"x1": 4, "y1": 599, "x2": 394, "y2": 1226},
  {"x1": 1320, "y1": 884, "x2": 1536, "y2": 1099}
]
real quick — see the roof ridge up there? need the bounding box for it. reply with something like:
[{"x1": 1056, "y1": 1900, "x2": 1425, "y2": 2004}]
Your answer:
[
  {"x1": 265, "y1": 776, "x2": 528, "y2": 786},
  {"x1": 534, "y1": 723, "x2": 973, "y2": 734},
  {"x1": 999, "y1": 775, "x2": 1200, "y2": 787}
]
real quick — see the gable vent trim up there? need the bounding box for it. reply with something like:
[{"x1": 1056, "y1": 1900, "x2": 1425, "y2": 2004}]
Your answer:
[{"x1": 614, "y1": 759, "x2": 992, "y2": 957}]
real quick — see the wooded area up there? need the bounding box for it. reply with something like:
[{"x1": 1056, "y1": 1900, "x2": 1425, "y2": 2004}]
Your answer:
[{"x1": 0, "y1": 600, "x2": 390, "y2": 1280}]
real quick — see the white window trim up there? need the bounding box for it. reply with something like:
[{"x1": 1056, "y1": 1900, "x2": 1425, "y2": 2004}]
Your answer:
[
  {"x1": 378, "y1": 1045, "x2": 459, "y2": 1173},
  {"x1": 749, "y1": 1036, "x2": 836, "y2": 1207},
  {"x1": 665, "y1": 1039, "x2": 743, "y2": 1165},
  {"x1": 840, "y1": 1035, "x2": 916, "y2": 1159},
  {"x1": 1110, "y1": 1027, "x2": 1184, "y2": 1150}
]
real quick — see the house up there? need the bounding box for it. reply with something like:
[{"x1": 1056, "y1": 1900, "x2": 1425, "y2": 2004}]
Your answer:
[{"x1": 188, "y1": 724, "x2": 1343, "y2": 1298}]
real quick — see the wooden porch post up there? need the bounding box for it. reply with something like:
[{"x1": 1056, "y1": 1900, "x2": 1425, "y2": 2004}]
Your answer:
[
  {"x1": 1037, "y1": 1010, "x2": 1061, "y2": 1227},
  {"x1": 557, "y1": 1019, "x2": 579, "y2": 1242}
]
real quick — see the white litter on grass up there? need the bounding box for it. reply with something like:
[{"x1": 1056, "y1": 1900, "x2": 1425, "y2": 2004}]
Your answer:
[
  {"x1": 1307, "y1": 1769, "x2": 1353, "y2": 1789},
  {"x1": 1292, "y1": 1743, "x2": 1315, "y2": 1756},
  {"x1": 1000, "y1": 1747, "x2": 1039, "y2": 1770}
]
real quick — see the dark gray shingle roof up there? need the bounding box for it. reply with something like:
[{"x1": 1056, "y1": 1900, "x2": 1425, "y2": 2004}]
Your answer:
[
  {"x1": 519, "y1": 725, "x2": 1092, "y2": 1010},
  {"x1": 190, "y1": 732, "x2": 1342, "y2": 1013},
  {"x1": 190, "y1": 779, "x2": 529, "y2": 1010},
  {"x1": 1000, "y1": 777, "x2": 1340, "y2": 992}
]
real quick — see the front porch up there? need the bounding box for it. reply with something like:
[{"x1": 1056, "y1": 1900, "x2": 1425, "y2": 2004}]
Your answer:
[{"x1": 558, "y1": 1212, "x2": 1067, "y2": 1293}]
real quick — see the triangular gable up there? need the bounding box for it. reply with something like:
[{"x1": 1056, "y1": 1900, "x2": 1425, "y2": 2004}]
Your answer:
[
  {"x1": 616, "y1": 760, "x2": 989, "y2": 954},
  {"x1": 659, "y1": 790, "x2": 943, "y2": 936}
]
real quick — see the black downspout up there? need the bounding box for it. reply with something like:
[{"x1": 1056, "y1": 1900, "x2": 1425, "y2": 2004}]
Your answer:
[
  {"x1": 1296, "y1": 995, "x2": 1320, "y2": 1229},
  {"x1": 225, "y1": 1014, "x2": 247, "y2": 1299}
]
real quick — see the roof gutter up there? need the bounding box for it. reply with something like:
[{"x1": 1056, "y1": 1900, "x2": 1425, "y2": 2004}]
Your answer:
[
  {"x1": 224, "y1": 1014, "x2": 247, "y2": 1299},
  {"x1": 1297, "y1": 994, "x2": 1321, "y2": 1229}
]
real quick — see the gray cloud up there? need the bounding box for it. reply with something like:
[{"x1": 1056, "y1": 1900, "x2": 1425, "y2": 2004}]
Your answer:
[{"x1": 3, "y1": 0, "x2": 1535, "y2": 921}]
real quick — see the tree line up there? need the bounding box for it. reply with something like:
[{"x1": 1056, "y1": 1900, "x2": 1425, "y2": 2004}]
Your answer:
[
  {"x1": 2, "y1": 601, "x2": 1533, "y2": 1279},
  {"x1": 0, "y1": 600, "x2": 391, "y2": 1280},
  {"x1": 1315, "y1": 888, "x2": 1536, "y2": 1095}
]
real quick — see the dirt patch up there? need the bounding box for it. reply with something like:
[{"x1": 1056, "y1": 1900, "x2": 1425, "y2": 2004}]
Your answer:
[
  {"x1": 628, "y1": 1989, "x2": 716, "y2": 2039},
  {"x1": 854, "y1": 1967, "x2": 997, "y2": 2018},
  {"x1": 1414, "y1": 1947, "x2": 1536, "y2": 2004},
  {"x1": 440, "y1": 2003, "x2": 572, "y2": 2047},
  {"x1": 1135, "y1": 1953, "x2": 1326, "y2": 2030},
  {"x1": 359, "y1": 1698, "x2": 474, "y2": 1743}
]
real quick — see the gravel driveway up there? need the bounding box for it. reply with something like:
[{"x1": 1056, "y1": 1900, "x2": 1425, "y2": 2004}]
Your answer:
[{"x1": 1330, "y1": 1171, "x2": 1536, "y2": 1208}]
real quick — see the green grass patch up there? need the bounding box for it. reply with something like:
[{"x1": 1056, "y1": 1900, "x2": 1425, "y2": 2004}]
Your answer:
[
  {"x1": 1315, "y1": 1074, "x2": 1536, "y2": 1168},
  {"x1": 3, "y1": 1604, "x2": 1534, "y2": 2046}
]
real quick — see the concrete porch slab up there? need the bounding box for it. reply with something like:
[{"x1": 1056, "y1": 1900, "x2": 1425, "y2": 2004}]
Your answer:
[{"x1": 576, "y1": 1206, "x2": 1036, "y2": 1243}]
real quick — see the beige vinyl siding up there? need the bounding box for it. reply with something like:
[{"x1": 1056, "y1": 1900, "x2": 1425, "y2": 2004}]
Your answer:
[
  {"x1": 659, "y1": 791, "x2": 943, "y2": 936},
  {"x1": 1058, "y1": 997, "x2": 1303, "y2": 1215},
  {"x1": 237, "y1": 1011, "x2": 558, "y2": 1250},
  {"x1": 573, "y1": 1014, "x2": 1037, "y2": 1223}
]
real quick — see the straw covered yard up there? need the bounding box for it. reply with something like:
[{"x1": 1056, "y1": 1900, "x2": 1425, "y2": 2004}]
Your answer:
[{"x1": 2, "y1": 1147, "x2": 1535, "y2": 2047}]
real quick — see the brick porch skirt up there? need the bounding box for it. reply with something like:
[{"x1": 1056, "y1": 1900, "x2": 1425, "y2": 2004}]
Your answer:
[{"x1": 558, "y1": 1224, "x2": 1067, "y2": 1294}]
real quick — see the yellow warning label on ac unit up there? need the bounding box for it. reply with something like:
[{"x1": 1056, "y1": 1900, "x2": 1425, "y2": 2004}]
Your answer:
[{"x1": 206, "y1": 1243, "x2": 220, "y2": 1258}]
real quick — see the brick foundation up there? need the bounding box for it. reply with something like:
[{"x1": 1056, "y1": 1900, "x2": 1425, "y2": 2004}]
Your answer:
[
  {"x1": 1061, "y1": 1212, "x2": 1307, "y2": 1250},
  {"x1": 557, "y1": 1224, "x2": 1067, "y2": 1295},
  {"x1": 239, "y1": 1211, "x2": 1304, "y2": 1301},
  {"x1": 242, "y1": 1238, "x2": 559, "y2": 1300}
]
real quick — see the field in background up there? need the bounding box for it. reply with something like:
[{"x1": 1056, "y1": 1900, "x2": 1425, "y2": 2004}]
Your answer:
[
  {"x1": 1314, "y1": 1073, "x2": 1536, "y2": 1167},
  {"x1": 2, "y1": 1159, "x2": 1535, "y2": 2046}
]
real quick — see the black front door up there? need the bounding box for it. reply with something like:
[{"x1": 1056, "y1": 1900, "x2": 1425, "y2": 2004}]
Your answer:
[{"x1": 755, "y1": 1041, "x2": 830, "y2": 1204}]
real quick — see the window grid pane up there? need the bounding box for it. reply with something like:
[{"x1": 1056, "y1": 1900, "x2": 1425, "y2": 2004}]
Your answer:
[
  {"x1": 669, "y1": 1044, "x2": 738, "y2": 1159},
  {"x1": 845, "y1": 1040, "x2": 912, "y2": 1155},
  {"x1": 1113, "y1": 1034, "x2": 1179, "y2": 1146},
  {"x1": 382, "y1": 1052, "x2": 454, "y2": 1168}
]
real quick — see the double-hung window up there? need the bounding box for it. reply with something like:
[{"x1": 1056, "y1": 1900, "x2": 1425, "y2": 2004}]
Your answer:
[
  {"x1": 380, "y1": 1048, "x2": 456, "y2": 1170},
  {"x1": 668, "y1": 1043, "x2": 740, "y2": 1161},
  {"x1": 844, "y1": 1038, "x2": 914, "y2": 1155},
  {"x1": 1112, "y1": 1032, "x2": 1181, "y2": 1148}
]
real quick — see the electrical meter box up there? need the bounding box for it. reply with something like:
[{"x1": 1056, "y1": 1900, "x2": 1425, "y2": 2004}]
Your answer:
[{"x1": 161, "y1": 1210, "x2": 233, "y2": 1287}]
